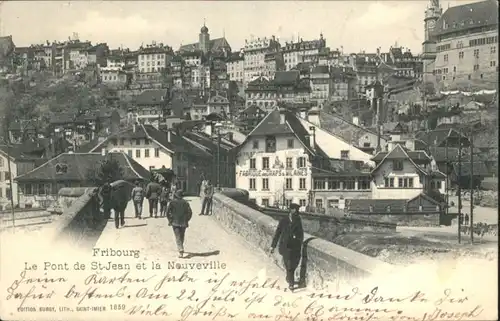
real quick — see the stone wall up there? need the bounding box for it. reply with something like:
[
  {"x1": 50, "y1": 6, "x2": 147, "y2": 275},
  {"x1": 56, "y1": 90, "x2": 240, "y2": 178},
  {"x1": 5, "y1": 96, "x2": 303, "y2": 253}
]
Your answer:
[
  {"x1": 349, "y1": 213, "x2": 440, "y2": 227},
  {"x1": 261, "y1": 208, "x2": 396, "y2": 241},
  {"x1": 212, "y1": 193, "x2": 394, "y2": 289}
]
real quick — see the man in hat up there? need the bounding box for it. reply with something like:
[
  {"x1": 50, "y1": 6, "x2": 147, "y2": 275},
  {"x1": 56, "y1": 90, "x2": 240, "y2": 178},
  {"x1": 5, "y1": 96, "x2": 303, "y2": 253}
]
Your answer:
[
  {"x1": 269, "y1": 203, "x2": 304, "y2": 291},
  {"x1": 200, "y1": 179, "x2": 214, "y2": 215},
  {"x1": 98, "y1": 176, "x2": 113, "y2": 220},
  {"x1": 166, "y1": 190, "x2": 193, "y2": 258},
  {"x1": 111, "y1": 183, "x2": 129, "y2": 229},
  {"x1": 131, "y1": 180, "x2": 145, "y2": 219}
]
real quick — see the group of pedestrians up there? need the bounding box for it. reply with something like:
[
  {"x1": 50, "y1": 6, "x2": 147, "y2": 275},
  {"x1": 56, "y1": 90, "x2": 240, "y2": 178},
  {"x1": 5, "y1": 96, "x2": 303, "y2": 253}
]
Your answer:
[{"x1": 98, "y1": 174, "x2": 306, "y2": 288}]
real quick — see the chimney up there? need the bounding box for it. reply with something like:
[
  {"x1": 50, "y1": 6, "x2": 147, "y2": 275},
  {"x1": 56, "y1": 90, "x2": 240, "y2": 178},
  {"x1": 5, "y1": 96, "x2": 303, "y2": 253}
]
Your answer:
[
  {"x1": 309, "y1": 126, "x2": 316, "y2": 149},
  {"x1": 352, "y1": 116, "x2": 359, "y2": 126},
  {"x1": 167, "y1": 130, "x2": 172, "y2": 143},
  {"x1": 299, "y1": 109, "x2": 306, "y2": 119},
  {"x1": 279, "y1": 107, "x2": 286, "y2": 124},
  {"x1": 101, "y1": 148, "x2": 106, "y2": 156},
  {"x1": 133, "y1": 123, "x2": 136, "y2": 132},
  {"x1": 227, "y1": 132, "x2": 233, "y2": 142}
]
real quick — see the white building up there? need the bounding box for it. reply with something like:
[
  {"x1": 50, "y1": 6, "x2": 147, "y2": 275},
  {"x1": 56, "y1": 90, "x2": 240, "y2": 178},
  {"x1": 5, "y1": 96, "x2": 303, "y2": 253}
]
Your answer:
[
  {"x1": 235, "y1": 107, "x2": 374, "y2": 209},
  {"x1": 242, "y1": 36, "x2": 281, "y2": 87},
  {"x1": 282, "y1": 35, "x2": 326, "y2": 71},
  {"x1": 137, "y1": 44, "x2": 174, "y2": 73},
  {"x1": 227, "y1": 52, "x2": 245, "y2": 83},
  {"x1": 370, "y1": 144, "x2": 446, "y2": 199}
]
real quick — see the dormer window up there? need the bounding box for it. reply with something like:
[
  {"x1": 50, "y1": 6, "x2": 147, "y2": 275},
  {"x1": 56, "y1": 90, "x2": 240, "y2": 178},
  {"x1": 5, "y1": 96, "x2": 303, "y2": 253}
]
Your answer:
[
  {"x1": 369, "y1": 205, "x2": 374, "y2": 213},
  {"x1": 386, "y1": 205, "x2": 391, "y2": 213},
  {"x1": 393, "y1": 160, "x2": 404, "y2": 171},
  {"x1": 55, "y1": 163, "x2": 68, "y2": 174},
  {"x1": 419, "y1": 205, "x2": 423, "y2": 212}
]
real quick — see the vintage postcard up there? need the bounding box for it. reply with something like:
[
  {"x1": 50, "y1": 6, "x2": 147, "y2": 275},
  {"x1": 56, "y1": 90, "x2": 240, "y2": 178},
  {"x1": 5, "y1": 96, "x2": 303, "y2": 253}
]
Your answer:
[{"x1": 0, "y1": 0, "x2": 498, "y2": 320}]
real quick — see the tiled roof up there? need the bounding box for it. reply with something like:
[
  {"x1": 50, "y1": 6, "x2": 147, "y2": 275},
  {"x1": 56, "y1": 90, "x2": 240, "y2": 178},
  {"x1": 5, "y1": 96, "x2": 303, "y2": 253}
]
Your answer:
[
  {"x1": 239, "y1": 105, "x2": 265, "y2": 118},
  {"x1": 434, "y1": 0, "x2": 498, "y2": 36},
  {"x1": 14, "y1": 152, "x2": 150, "y2": 182},
  {"x1": 135, "y1": 89, "x2": 170, "y2": 106},
  {"x1": 315, "y1": 111, "x2": 383, "y2": 146},
  {"x1": 311, "y1": 159, "x2": 371, "y2": 176},
  {"x1": 371, "y1": 144, "x2": 429, "y2": 175},
  {"x1": 371, "y1": 149, "x2": 431, "y2": 162},
  {"x1": 347, "y1": 193, "x2": 441, "y2": 214},
  {"x1": 274, "y1": 71, "x2": 300, "y2": 85},
  {"x1": 415, "y1": 129, "x2": 468, "y2": 146},
  {"x1": 179, "y1": 37, "x2": 231, "y2": 53},
  {"x1": 311, "y1": 65, "x2": 329, "y2": 74}
]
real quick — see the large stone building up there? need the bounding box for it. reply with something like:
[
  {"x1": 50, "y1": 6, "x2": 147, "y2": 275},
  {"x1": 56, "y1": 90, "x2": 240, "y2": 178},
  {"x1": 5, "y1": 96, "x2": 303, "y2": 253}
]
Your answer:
[
  {"x1": 423, "y1": 0, "x2": 498, "y2": 88},
  {"x1": 137, "y1": 43, "x2": 174, "y2": 73},
  {"x1": 282, "y1": 35, "x2": 326, "y2": 71},
  {"x1": 179, "y1": 23, "x2": 232, "y2": 55},
  {"x1": 235, "y1": 107, "x2": 374, "y2": 210},
  {"x1": 242, "y1": 36, "x2": 281, "y2": 87}
]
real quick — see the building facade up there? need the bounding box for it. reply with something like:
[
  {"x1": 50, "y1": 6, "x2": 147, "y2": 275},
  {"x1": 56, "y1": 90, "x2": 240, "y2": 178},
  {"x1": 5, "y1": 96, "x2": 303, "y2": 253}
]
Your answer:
[
  {"x1": 137, "y1": 44, "x2": 174, "y2": 73},
  {"x1": 242, "y1": 36, "x2": 281, "y2": 86},
  {"x1": 427, "y1": 0, "x2": 498, "y2": 88},
  {"x1": 282, "y1": 35, "x2": 326, "y2": 71}
]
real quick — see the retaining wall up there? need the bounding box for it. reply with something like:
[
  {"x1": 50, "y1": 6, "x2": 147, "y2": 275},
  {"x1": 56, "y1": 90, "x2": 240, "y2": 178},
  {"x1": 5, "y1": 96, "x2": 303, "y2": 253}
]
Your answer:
[{"x1": 211, "y1": 193, "x2": 394, "y2": 289}]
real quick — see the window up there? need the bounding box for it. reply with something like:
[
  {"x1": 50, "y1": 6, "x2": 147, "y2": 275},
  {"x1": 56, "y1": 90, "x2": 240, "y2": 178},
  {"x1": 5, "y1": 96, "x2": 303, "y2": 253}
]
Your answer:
[
  {"x1": 393, "y1": 160, "x2": 404, "y2": 171},
  {"x1": 299, "y1": 178, "x2": 306, "y2": 190},
  {"x1": 4, "y1": 171, "x2": 10, "y2": 181},
  {"x1": 265, "y1": 136, "x2": 276, "y2": 153},
  {"x1": 284, "y1": 199, "x2": 292, "y2": 208},
  {"x1": 128, "y1": 150, "x2": 133, "y2": 157},
  {"x1": 328, "y1": 199, "x2": 339, "y2": 208},
  {"x1": 444, "y1": 54, "x2": 448, "y2": 62},
  {"x1": 473, "y1": 49, "x2": 479, "y2": 57},
  {"x1": 135, "y1": 139, "x2": 141, "y2": 145},
  {"x1": 262, "y1": 178, "x2": 269, "y2": 190},
  {"x1": 144, "y1": 149, "x2": 150, "y2": 158},
  {"x1": 299, "y1": 199, "x2": 307, "y2": 207},
  {"x1": 38, "y1": 184, "x2": 45, "y2": 195},
  {"x1": 386, "y1": 206, "x2": 391, "y2": 213},
  {"x1": 250, "y1": 158, "x2": 256, "y2": 169},
  {"x1": 285, "y1": 178, "x2": 293, "y2": 190},
  {"x1": 249, "y1": 178, "x2": 256, "y2": 190},
  {"x1": 313, "y1": 179, "x2": 326, "y2": 190},
  {"x1": 473, "y1": 64, "x2": 479, "y2": 71},
  {"x1": 261, "y1": 198, "x2": 270, "y2": 207},
  {"x1": 315, "y1": 199, "x2": 323, "y2": 209},
  {"x1": 249, "y1": 198, "x2": 256, "y2": 204},
  {"x1": 297, "y1": 157, "x2": 307, "y2": 168},
  {"x1": 436, "y1": 181, "x2": 442, "y2": 189},
  {"x1": 327, "y1": 179, "x2": 339, "y2": 190},
  {"x1": 491, "y1": 61, "x2": 497, "y2": 67},
  {"x1": 408, "y1": 178, "x2": 414, "y2": 188},
  {"x1": 287, "y1": 139, "x2": 294, "y2": 148},
  {"x1": 24, "y1": 183, "x2": 32, "y2": 195},
  {"x1": 136, "y1": 149, "x2": 141, "y2": 158},
  {"x1": 363, "y1": 142, "x2": 371, "y2": 147},
  {"x1": 359, "y1": 179, "x2": 370, "y2": 190},
  {"x1": 0, "y1": 157, "x2": 3, "y2": 168},
  {"x1": 55, "y1": 163, "x2": 68, "y2": 174},
  {"x1": 144, "y1": 139, "x2": 150, "y2": 145},
  {"x1": 154, "y1": 148, "x2": 160, "y2": 157},
  {"x1": 6, "y1": 188, "x2": 11, "y2": 199},
  {"x1": 491, "y1": 47, "x2": 496, "y2": 54},
  {"x1": 384, "y1": 177, "x2": 395, "y2": 187},
  {"x1": 459, "y1": 51, "x2": 464, "y2": 59},
  {"x1": 286, "y1": 157, "x2": 293, "y2": 169},
  {"x1": 262, "y1": 157, "x2": 270, "y2": 169},
  {"x1": 340, "y1": 150, "x2": 349, "y2": 160},
  {"x1": 344, "y1": 180, "x2": 355, "y2": 190}
]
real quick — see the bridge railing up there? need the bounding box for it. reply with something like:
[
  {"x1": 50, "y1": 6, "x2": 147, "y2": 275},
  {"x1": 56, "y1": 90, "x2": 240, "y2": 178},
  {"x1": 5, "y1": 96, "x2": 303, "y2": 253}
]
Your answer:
[
  {"x1": 212, "y1": 192, "x2": 394, "y2": 289},
  {"x1": 49, "y1": 180, "x2": 134, "y2": 248}
]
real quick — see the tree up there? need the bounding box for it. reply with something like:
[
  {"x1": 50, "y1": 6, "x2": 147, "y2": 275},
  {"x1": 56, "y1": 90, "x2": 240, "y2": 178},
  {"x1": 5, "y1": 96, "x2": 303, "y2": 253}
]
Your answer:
[{"x1": 86, "y1": 157, "x2": 124, "y2": 186}]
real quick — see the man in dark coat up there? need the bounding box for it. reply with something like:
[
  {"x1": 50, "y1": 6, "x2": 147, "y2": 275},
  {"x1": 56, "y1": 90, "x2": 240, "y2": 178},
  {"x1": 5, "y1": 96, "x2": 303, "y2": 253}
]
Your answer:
[
  {"x1": 111, "y1": 182, "x2": 129, "y2": 229},
  {"x1": 269, "y1": 203, "x2": 304, "y2": 291},
  {"x1": 145, "y1": 176, "x2": 162, "y2": 218},
  {"x1": 166, "y1": 190, "x2": 193, "y2": 258},
  {"x1": 98, "y1": 177, "x2": 113, "y2": 220},
  {"x1": 200, "y1": 180, "x2": 214, "y2": 215}
]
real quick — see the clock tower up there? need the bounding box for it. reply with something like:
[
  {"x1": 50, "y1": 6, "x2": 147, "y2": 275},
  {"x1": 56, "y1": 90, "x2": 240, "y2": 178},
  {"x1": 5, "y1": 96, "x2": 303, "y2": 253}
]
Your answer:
[{"x1": 422, "y1": 0, "x2": 442, "y2": 84}]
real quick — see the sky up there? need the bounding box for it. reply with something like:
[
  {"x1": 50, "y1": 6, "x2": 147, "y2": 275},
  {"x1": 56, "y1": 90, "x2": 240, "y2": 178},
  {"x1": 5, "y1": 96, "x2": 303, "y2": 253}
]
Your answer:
[{"x1": 0, "y1": 1, "x2": 479, "y2": 54}]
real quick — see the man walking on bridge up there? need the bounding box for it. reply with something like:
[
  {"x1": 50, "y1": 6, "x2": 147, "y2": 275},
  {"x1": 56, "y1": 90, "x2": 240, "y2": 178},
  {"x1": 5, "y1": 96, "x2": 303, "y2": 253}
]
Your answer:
[
  {"x1": 269, "y1": 203, "x2": 304, "y2": 292},
  {"x1": 131, "y1": 180, "x2": 145, "y2": 219},
  {"x1": 166, "y1": 190, "x2": 193, "y2": 258},
  {"x1": 145, "y1": 175, "x2": 161, "y2": 218}
]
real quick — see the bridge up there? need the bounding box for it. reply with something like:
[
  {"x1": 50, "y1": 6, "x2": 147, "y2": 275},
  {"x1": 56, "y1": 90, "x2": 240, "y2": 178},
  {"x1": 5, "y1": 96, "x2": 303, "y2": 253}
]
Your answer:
[{"x1": 1, "y1": 183, "x2": 497, "y2": 321}]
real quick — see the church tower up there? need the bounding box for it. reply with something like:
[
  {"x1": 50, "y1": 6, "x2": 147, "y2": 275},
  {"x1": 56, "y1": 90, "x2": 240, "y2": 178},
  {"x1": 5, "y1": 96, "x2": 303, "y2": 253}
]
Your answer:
[
  {"x1": 199, "y1": 21, "x2": 210, "y2": 54},
  {"x1": 421, "y1": 0, "x2": 442, "y2": 83}
]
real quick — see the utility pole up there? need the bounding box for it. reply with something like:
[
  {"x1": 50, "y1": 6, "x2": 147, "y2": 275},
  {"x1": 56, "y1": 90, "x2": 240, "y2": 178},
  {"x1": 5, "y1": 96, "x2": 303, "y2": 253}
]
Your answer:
[
  {"x1": 6, "y1": 141, "x2": 16, "y2": 230},
  {"x1": 457, "y1": 134, "x2": 462, "y2": 244},
  {"x1": 469, "y1": 129, "x2": 474, "y2": 244}
]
